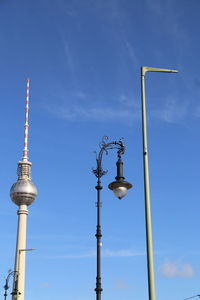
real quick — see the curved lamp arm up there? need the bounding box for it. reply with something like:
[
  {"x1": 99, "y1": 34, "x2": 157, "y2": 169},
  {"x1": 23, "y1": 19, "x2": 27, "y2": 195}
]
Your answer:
[{"x1": 93, "y1": 136, "x2": 125, "y2": 179}]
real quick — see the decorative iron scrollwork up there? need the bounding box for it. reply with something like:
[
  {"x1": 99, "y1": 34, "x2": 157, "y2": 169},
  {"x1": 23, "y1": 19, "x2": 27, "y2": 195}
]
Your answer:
[{"x1": 92, "y1": 137, "x2": 125, "y2": 179}]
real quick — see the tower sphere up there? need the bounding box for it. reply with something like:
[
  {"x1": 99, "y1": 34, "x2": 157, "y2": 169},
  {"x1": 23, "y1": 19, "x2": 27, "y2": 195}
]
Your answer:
[{"x1": 10, "y1": 180, "x2": 37, "y2": 206}]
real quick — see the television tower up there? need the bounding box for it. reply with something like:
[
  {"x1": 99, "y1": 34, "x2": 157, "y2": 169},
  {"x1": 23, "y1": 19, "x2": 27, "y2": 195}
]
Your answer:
[{"x1": 10, "y1": 79, "x2": 37, "y2": 300}]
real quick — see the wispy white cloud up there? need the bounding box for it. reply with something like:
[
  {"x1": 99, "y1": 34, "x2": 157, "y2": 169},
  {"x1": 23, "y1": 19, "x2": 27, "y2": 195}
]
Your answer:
[
  {"x1": 152, "y1": 97, "x2": 189, "y2": 123},
  {"x1": 63, "y1": 40, "x2": 75, "y2": 73},
  {"x1": 113, "y1": 279, "x2": 133, "y2": 289},
  {"x1": 48, "y1": 250, "x2": 96, "y2": 259},
  {"x1": 40, "y1": 282, "x2": 52, "y2": 289},
  {"x1": 192, "y1": 104, "x2": 200, "y2": 118},
  {"x1": 53, "y1": 105, "x2": 132, "y2": 122},
  {"x1": 145, "y1": 0, "x2": 188, "y2": 42},
  {"x1": 28, "y1": 234, "x2": 92, "y2": 242},
  {"x1": 44, "y1": 92, "x2": 193, "y2": 124},
  {"x1": 124, "y1": 40, "x2": 138, "y2": 65},
  {"x1": 44, "y1": 89, "x2": 196, "y2": 125},
  {"x1": 45, "y1": 92, "x2": 139, "y2": 123},
  {"x1": 47, "y1": 248, "x2": 145, "y2": 259},
  {"x1": 145, "y1": 0, "x2": 163, "y2": 15},
  {"x1": 103, "y1": 249, "x2": 145, "y2": 257},
  {"x1": 158, "y1": 260, "x2": 195, "y2": 278}
]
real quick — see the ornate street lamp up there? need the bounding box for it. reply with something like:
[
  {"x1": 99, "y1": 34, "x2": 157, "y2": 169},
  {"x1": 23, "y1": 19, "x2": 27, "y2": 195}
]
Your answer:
[
  {"x1": 4, "y1": 270, "x2": 17, "y2": 300},
  {"x1": 92, "y1": 136, "x2": 132, "y2": 300}
]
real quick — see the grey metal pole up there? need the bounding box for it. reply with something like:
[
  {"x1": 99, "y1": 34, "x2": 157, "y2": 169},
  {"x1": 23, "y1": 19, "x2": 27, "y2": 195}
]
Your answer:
[
  {"x1": 140, "y1": 66, "x2": 178, "y2": 300},
  {"x1": 141, "y1": 67, "x2": 156, "y2": 300}
]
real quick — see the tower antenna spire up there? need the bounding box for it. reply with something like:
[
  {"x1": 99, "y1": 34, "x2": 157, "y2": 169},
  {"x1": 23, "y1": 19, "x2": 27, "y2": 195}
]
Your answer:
[{"x1": 22, "y1": 78, "x2": 30, "y2": 162}]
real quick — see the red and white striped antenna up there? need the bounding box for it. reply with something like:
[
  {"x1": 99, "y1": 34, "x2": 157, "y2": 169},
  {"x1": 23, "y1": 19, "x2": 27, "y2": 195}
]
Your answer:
[{"x1": 22, "y1": 78, "x2": 30, "y2": 162}]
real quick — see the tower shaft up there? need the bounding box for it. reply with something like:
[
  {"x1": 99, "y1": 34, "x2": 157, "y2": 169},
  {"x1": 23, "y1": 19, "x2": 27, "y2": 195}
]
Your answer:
[{"x1": 12, "y1": 205, "x2": 28, "y2": 300}]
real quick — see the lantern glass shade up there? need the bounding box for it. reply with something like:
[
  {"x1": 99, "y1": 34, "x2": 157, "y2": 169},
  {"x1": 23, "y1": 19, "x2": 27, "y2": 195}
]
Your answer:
[
  {"x1": 113, "y1": 186, "x2": 128, "y2": 199},
  {"x1": 108, "y1": 180, "x2": 132, "y2": 200}
]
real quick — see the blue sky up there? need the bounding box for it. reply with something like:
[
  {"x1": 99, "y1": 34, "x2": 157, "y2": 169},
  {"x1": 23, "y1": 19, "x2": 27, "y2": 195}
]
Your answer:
[{"x1": 0, "y1": 0, "x2": 200, "y2": 299}]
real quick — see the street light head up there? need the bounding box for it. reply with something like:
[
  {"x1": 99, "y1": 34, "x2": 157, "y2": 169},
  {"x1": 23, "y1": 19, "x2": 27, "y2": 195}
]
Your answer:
[
  {"x1": 19, "y1": 248, "x2": 36, "y2": 253},
  {"x1": 141, "y1": 66, "x2": 179, "y2": 76},
  {"x1": 108, "y1": 156, "x2": 132, "y2": 199},
  {"x1": 108, "y1": 180, "x2": 132, "y2": 199}
]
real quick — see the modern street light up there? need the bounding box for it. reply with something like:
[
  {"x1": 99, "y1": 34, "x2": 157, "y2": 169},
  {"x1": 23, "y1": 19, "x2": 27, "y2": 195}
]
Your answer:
[
  {"x1": 141, "y1": 66, "x2": 178, "y2": 300},
  {"x1": 92, "y1": 136, "x2": 132, "y2": 300},
  {"x1": 4, "y1": 270, "x2": 17, "y2": 300},
  {"x1": 12, "y1": 248, "x2": 35, "y2": 300}
]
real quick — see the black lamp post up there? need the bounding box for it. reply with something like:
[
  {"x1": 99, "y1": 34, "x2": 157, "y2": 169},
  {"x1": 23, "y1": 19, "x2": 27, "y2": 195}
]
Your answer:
[
  {"x1": 92, "y1": 136, "x2": 132, "y2": 300},
  {"x1": 4, "y1": 270, "x2": 17, "y2": 300}
]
